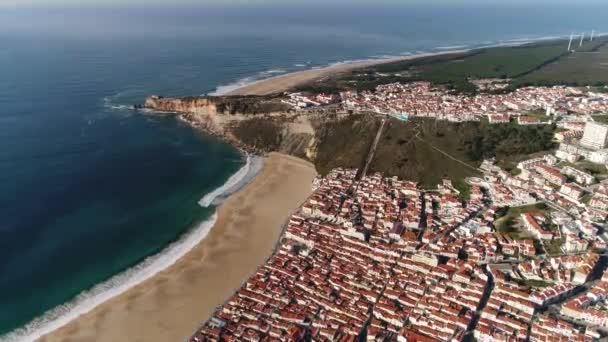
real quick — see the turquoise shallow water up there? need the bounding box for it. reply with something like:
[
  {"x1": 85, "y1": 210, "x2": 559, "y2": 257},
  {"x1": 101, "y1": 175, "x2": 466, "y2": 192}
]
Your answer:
[{"x1": 0, "y1": 2, "x2": 607, "y2": 339}]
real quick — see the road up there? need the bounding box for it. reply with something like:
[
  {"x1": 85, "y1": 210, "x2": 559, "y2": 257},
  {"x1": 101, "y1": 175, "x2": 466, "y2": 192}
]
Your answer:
[{"x1": 360, "y1": 117, "x2": 387, "y2": 179}]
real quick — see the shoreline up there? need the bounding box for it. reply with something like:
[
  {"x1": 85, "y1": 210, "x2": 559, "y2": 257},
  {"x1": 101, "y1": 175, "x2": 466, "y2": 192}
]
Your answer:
[
  {"x1": 11, "y1": 34, "x2": 578, "y2": 342},
  {"x1": 1, "y1": 152, "x2": 256, "y2": 342},
  {"x1": 36, "y1": 152, "x2": 316, "y2": 342},
  {"x1": 217, "y1": 35, "x2": 577, "y2": 97},
  {"x1": 222, "y1": 50, "x2": 469, "y2": 96}
]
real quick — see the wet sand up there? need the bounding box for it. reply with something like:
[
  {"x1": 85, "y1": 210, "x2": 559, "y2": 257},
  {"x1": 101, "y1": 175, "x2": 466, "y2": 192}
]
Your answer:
[
  {"x1": 38, "y1": 153, "x2": 317, "y2": 342},
  {"x1": 226, "y1": 50, "x2": 468, "y2": 96}
]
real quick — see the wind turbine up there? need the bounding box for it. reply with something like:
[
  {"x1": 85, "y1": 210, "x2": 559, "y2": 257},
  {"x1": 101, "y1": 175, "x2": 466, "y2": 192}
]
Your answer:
[
  {"x1": 590, "y1": 30, "x2": 595, "y2": 42},
  {"x1": 567, "y1": 33, "x2": 574, "y2": 51},
  {"x1": 579, "y1": 32, "x2": 585, "y2": 47}
]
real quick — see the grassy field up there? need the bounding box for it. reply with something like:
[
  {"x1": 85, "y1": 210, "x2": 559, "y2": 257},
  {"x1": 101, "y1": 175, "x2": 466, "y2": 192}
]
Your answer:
[
  {"x1": 369, "y1": 118, "x2": 481, "y2": 187},
  {"x1": 517, "y1": 40, "x2": 608, "y2": 86},
  {"x1": 311, "y1": 114, "x2": 380, "y2": 176},
  {"x1": 296, "y1": 37, "x2": 608, "y2": 95},
  {"x1": 419, "y1": 43, "x2": 566, "y2": 81},
  {"x1": 357, "y1": 117, "x2": 557, "y2": 187}
]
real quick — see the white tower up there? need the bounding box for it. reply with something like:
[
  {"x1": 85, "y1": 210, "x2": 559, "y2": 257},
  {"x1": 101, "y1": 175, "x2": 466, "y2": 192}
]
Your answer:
[
  {"x1": 567, "y1": 33, "x2": 574, "y2": 51},
  {"x1": 581, "y1": 122, "x2": 608, "y2": 150},
  {"x1": 590, "y1": 30, "x2": 595, "y2": 42},
  {"x1": 579, "y1": 32, "x2": 585, "y2": 47}
]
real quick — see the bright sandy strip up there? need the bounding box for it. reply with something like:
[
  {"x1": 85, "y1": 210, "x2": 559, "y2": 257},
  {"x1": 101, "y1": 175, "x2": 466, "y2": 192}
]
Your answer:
[
  {"x1": 38, "y1": 153, "x2": 317, "y2": 342},
  {"x1": 226, "y1": 50, "x2": 468, "y2": 96}
]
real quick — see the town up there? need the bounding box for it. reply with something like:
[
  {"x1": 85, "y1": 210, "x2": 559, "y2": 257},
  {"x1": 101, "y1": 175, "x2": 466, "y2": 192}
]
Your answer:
[
  {"x1": 283, "y1": 81, "x2": 608, "y2": 124},
  {"x1": 188, "y1": 79, "x2": 608, "y2": 342},
  {"x1": 191, "y1": 129, "x2": 608, "y2": 341}
]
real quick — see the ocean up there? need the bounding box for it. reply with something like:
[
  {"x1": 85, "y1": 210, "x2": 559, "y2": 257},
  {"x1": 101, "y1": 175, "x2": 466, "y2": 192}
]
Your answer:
[{"x1": 0, "y1": 2, "x2": 606, "y2": 340}]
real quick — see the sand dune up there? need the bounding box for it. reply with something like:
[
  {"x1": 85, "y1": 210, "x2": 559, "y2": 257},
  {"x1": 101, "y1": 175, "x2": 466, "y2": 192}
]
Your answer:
[{"x1": 38, "y1": 153, "x2": 316, "y2": 342}]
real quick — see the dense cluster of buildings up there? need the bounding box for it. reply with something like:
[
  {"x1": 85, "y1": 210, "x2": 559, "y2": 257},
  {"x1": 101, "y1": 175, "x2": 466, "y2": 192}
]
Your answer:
[
  {"x1": 335, "y1": 82, "x2": 608, "y2": 122},
  {"x1": 185, "y1": 79, "x2": 608, "y2": 341},
  {"x1": 557, "y1": 121, "x2": 608, "y2": 165},
  {"x1": 282, "y1": 92, "x2": 340, "y2": 108},
  {"x1": 191, "y1": 165, "x2": 607, "y2": 342}
]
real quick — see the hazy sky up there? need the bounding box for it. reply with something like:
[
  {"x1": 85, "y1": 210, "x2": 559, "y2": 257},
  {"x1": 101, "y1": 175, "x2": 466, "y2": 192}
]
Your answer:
[{"x1": 3, "y1": 0, "x2": 608, "y2": 7}]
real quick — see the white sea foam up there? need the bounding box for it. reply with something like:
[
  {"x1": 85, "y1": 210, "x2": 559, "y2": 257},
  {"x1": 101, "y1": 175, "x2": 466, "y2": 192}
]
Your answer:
[
  {"x1": 0, "y1": 156, "x2": 263, "y2": 342},
  {"x1": 328, "y1": 59, "x2": 354, "y2": 66},
  {"x1": 101, "y1": 91, "x2": 139, "y2": 112},
  {"x1": 198, "y1": 154, "x2": 264, "y2": 208},
  {"x1": 210, "y1": 68, "x2": 290, "y2": 95},
  {"x1": 294, "y1": 63, "x2": 307, "y2": 67},
  {"x1": 369, "y1": 54, "x2": 401, "y2": 59},
  {"x1": 260, "y1": 69, "x2": 286, "y2": 75},
  {"x1": 0, "y1": 213, "x2": 218, "y2": 342},
  {"x1": 435, "y1": 45, "x2": 469, "y2": 50}
]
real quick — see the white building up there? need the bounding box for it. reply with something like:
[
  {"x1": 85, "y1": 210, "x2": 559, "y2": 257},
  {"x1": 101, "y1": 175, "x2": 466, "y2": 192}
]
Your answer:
[
  {"x1": 559, "y1": 183, "x2": 585, "y2": 201},
  {"x1": 561, "y1": 166, "x2": 595, "y2": 185},
  {"x1": 580, "y1": 122, "x2": 608, "y2": 150}
]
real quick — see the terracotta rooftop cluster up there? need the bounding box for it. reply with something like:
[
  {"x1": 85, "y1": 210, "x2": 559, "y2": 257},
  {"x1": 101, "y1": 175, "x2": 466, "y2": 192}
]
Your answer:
[
  {"x1": 191, "y1": 167, "x2": 607, "y2": 342},
  {"x1": 339, "y1": 82, "x2": 608, "y2": 122}
]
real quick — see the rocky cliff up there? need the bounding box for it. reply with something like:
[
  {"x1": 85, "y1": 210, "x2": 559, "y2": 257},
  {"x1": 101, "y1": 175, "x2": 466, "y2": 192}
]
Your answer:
[
  {"x1": 145, "y1": 96, "x2": 219, "y2": 115},
  {"x1": 144, "y1": 94, "x2": 316, "y2": 156},
  {"x1": 144, "y1": 95, "x2": 291, "y2": 116}
]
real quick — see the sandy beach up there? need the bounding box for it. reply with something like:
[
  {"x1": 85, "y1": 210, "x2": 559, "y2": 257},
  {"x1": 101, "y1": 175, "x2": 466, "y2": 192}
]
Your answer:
[
  {"x1": 226, "y1": 50, "x2": 467, "y2": 96},
  {"x1": 38, "y1": 153, "x2": 316, "y2": 342},
  {"x1": 34, "y1": 49, "x2": 463, "y2": 342}
]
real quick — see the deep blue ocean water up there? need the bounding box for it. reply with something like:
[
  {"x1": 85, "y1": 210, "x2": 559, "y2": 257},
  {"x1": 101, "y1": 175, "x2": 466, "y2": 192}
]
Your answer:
[{"x1": 0, "y1": 2, "x2": 607, "y2": 339}]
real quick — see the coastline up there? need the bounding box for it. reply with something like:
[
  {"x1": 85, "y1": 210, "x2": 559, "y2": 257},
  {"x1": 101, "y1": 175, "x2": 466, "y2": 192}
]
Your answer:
[
  {"x1": 35, "y1": 152, "x2": 316, "y2": 342},
  {"x1": 13, "y1": 36, "x2": 574, "y2": 342},
  {"x1": 223, "y1": 50, "x2": 469, "y2": 96}
]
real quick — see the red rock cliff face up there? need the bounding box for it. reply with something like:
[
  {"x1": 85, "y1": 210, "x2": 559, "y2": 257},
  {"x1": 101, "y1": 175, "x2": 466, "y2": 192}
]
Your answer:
[{"x1": 144, "y1": 96, "x2": 219, "y2": 116}]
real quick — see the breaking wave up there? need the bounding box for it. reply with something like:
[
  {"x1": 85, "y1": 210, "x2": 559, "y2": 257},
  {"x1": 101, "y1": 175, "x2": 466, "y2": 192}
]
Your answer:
[
  {"x1": 0, "y1": 212, "x2": 218, "y2": 342},
  {"x1": 198, "y1": 154, "x2": 264, "y2": 207},
  {"x1": 0, "y1": 154, "x2": 264, "y2": 342},
  {"x1": 435, "y1": 45, "x2": 469, "y2": 50},
  {"x1": 210, "y1": 68, "x2": 288, "y2": 95}
]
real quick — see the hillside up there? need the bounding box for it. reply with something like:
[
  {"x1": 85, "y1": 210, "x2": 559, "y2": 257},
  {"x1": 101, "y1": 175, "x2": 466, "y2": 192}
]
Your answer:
[{"x1": 145, "y1": 94, "x2": 557, "y2": 187}]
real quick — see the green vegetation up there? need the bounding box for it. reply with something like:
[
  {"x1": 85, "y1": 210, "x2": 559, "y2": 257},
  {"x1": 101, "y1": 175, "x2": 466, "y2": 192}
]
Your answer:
[
  {"x1": 592, "y1": 115, "x2": 608, "y2": 124},
  {"x1": 230, "y1": 117, "x2": 283, "y2": 151},
  {"x1": 581, "y1": 193, "x2": 592, "y2": 205},
  {"x1": 524, "y1": 110, "x2": 549, "y2": 119},
  {"x1": 453, "y1": 179, "x2": 472, "y2": 202},
  {"x1": 495, "y1": 203, "x2": 549, "y2": 239},
  {"x1": 311, "y1": 114, "x2": 380, "y2": 176},
  {"x1": 229, "y1": 115, "x2": 555, "y2": 188},
  {"x1": 577, "y1": 160, "x2": 608, "y2": 176},
  {"x1": 213, "y1": 95, "x2": 291, "y2": 114},
  {"x1": 363, "y1": 118, "x2": 556, "y2": 187},
  {"x1": 517, "y1": 40, "x2": 608, "y2": 87},
  {"x1": 466, "y1": 121, "x2": 556, "y2": 171},
  {"x1": 418, "y1": 43, "x2": 566, "y2": 87},
  {"x1": 520, "y1": 279, "x2": 554, "y2": 289},
  {"x1": 368, "y1": 118, "x2": 481, "y2": 187},
  {"x1": 295, "y1": 37, "x2": 608, "y2": 95},
  {"x1": 544, "y1": 238, "x2": 565, "y2": 256}
]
